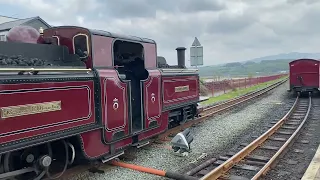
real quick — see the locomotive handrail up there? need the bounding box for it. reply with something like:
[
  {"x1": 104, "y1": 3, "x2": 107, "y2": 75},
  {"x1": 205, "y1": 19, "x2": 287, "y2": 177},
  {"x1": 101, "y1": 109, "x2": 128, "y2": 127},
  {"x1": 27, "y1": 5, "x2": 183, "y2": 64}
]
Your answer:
[{"x1": 0, "y1": 68, "x2": 92, "y2": 72}]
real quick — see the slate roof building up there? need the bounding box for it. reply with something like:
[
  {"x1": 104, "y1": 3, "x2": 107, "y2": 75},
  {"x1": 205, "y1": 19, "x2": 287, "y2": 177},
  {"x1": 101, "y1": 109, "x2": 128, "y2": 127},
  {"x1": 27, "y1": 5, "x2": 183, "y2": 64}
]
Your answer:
[
  {"x1": 0, "y1": 15, "x2": 18, "y2": 24},
  {"x1": 0, "y1": 15, "x2": 51, "y2": 41}
]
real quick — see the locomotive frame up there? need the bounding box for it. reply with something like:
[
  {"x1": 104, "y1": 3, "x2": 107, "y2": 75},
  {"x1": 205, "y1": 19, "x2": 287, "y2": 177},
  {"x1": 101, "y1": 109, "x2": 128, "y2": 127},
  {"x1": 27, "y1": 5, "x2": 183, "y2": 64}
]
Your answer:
[{"x1": 0, "y1": 26, "x2": 200, "y2": 179}]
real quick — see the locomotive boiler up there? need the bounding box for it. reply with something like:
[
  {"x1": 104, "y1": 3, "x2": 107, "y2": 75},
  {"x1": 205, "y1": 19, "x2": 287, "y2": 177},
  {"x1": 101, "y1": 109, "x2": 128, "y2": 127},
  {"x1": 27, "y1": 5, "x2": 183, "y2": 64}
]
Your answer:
[{"x1": 0, "y1": 25, "x2": 200, "y2": 179}]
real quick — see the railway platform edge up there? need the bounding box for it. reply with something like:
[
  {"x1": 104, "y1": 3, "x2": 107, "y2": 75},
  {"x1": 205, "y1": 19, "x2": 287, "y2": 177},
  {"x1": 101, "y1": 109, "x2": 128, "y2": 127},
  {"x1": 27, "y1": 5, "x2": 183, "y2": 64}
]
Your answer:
[{"x1": 301, "y1": 144, "x2": 320, "y2": 180}]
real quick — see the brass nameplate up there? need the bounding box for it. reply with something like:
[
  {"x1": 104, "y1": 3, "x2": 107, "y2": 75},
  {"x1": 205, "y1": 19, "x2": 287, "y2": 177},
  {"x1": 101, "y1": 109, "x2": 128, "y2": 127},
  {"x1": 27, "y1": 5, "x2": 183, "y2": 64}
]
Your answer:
[
  {"x1": 175, "y1": 85, "x2": 190, "y2": 92},
  {"x1": 1, "y1": 101, "x2": 61, "y2": 119}
]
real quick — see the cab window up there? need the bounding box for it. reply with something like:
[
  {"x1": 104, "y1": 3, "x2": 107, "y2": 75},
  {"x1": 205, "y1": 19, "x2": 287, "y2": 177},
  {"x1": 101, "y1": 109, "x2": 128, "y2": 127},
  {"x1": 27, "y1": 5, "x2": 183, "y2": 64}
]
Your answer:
[{"x1": 73, "y1": 34, "x2": 89, "y2": 58}]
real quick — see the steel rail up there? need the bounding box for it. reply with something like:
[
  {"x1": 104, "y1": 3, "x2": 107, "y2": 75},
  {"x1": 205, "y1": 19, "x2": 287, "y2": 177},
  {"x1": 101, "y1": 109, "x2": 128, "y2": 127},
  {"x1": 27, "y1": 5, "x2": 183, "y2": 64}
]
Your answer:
[
  {"x1": 252, "y1": 93, "x2": 311, "y2": 179},
  {"x1": 201, "y1": 93, "x2": 310, "y2": 180}
]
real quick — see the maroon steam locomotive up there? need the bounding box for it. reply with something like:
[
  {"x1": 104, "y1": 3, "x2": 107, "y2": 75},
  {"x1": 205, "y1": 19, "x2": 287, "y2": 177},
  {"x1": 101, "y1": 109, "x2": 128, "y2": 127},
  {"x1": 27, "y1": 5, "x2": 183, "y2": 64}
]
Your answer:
[{"x1": 0, "y1": 25, "x2": 200, "y2": 179}]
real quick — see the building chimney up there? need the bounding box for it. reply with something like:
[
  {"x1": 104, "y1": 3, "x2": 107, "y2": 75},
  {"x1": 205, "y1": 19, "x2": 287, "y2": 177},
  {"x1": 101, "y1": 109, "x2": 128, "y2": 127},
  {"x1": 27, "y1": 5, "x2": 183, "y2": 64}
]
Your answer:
[
  {"x1": 39, "y1": 27, "x2": 44, "y2": 36},
  {"x1": 176, "y1": 47, "x2": 186, "y2": 68}
]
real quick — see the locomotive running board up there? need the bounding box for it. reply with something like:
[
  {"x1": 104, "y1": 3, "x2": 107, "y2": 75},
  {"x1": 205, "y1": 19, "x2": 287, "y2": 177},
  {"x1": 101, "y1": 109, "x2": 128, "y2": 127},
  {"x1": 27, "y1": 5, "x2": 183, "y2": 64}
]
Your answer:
[{"x1": 101, "y1": 151, "x2": 124, "y2": 163}]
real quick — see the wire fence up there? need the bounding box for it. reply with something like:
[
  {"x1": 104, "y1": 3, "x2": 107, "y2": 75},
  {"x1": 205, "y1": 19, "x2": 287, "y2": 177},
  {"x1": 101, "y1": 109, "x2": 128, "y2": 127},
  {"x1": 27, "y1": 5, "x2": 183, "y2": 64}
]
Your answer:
[{"x1": 202, "y1": 74, "x2": 288, "y2": 97}]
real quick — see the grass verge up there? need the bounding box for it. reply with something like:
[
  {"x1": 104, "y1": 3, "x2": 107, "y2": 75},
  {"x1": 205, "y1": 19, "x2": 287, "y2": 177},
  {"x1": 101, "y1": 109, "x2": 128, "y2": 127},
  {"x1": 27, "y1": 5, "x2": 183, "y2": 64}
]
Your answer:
[{"x1": 201, "y1": 76, "x2": 288, "y2": 105}]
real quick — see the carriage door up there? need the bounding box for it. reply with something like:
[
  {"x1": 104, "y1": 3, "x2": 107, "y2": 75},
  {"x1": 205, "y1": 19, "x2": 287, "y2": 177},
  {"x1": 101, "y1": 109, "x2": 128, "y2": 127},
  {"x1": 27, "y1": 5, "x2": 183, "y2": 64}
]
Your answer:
[{"x1": 141, "y1": 69, "x2": 162, "y2": 129}]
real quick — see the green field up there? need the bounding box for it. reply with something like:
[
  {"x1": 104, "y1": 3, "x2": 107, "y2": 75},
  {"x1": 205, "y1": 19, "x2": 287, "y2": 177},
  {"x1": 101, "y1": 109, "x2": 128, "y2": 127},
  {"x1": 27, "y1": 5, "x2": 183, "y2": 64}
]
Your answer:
[{"x1": 201, "y1": 76, "x2": 288, "y2": 105}]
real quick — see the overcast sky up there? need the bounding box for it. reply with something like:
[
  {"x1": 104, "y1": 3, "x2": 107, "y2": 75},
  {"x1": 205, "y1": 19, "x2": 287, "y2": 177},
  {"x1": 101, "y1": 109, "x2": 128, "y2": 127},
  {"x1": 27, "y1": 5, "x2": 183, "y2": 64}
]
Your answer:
[{"x1": 0, "y1": 0, "x2": 319, "y2": 66}]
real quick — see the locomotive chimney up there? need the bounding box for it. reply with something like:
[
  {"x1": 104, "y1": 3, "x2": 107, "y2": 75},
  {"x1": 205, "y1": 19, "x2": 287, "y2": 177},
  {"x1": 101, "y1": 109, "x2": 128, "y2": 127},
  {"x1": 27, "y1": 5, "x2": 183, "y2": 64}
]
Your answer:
[{"x1": 176, "y1": 47, "x2": 186, "y2": 68}]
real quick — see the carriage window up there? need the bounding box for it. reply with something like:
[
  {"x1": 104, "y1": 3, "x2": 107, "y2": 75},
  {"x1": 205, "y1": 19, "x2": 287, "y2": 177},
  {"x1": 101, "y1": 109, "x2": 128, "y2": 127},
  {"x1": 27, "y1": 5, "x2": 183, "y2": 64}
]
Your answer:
[{"x1": 73, "y1": 34, "x2": 89, "y2": 58}]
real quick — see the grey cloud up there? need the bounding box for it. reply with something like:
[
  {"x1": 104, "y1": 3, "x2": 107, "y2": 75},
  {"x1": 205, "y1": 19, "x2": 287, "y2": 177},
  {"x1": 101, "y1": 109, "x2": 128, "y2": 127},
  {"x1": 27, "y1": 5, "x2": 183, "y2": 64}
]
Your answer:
[
  {"x1": 295, "y1": 9, "x2": 320, "y2": 34},
  {"x1": 103, "y1": 0, "x2": 163, "y2": 18},
  {"x1": 221, "y1": 24, "x2": 282, "y2": 50},
  {"x1": 179, "y1": 0, "x2": 226, "y2": 13},
  {"x1": 0, "y1": 0, "x2": 103, "y2": 23},
  {"x1": 287, "y1": 0, "x2": 319, "y2": 5},
  {"x1": 2, "y1": 0, "x2": 320, "y2": 65},
  {"x1": 102, "y1": 0, "x2": 225, "y2": 18},
  {"x1": 262, "y1": 3, "x2": 320, "y2": 37},
  {"x1": 206, "y1": 12, "x2": 257, "y2": 34},
  {"x1": 93, "y1": 0, "x2": 320, "y2": 64}
]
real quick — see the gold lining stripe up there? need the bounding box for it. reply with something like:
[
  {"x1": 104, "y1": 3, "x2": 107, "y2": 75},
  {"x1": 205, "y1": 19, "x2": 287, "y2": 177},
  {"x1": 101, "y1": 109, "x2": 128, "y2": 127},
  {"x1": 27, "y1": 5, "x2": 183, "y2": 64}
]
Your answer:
[{"x1": 1, "y1": 101, "x2": 62, "y2": 119}]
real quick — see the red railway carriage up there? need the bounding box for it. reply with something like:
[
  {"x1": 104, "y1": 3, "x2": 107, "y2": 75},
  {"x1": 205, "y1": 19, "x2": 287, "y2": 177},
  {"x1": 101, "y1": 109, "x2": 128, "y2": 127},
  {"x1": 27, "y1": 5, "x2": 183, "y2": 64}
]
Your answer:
[
  {"x1": 0, "y1": 26, "x2": 199, "y2": 179},
  {"x1": 289, "y1": 58, "x2": 320, "y2": 94}
]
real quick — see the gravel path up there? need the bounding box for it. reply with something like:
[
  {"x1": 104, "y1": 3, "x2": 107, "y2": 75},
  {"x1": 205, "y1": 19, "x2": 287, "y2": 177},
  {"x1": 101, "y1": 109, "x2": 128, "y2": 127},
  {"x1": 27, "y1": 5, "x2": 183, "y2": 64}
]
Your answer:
[{"x1": 66, "y1": 81, "x2": 292, "y2": 180}]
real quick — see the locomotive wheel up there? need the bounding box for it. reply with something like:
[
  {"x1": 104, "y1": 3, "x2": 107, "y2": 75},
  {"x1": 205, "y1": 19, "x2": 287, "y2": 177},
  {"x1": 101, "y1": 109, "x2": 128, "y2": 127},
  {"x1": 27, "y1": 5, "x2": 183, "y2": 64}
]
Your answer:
[
  {"x1": 1, "y1": 148, "x2": 47, "y2": 180},
  {"x1": 45, "y1": 140, "x2": 69, "y2": 179},
  {"x1": 0, "y1": 140, "x2": 73, "y2": 180}
]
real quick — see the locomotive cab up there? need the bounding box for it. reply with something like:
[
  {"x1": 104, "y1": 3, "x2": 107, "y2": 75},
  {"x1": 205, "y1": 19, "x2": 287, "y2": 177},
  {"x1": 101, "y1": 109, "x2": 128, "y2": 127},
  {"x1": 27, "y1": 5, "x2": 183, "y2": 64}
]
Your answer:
[{"x1": 113, "y1": 40, "x2": 149, "y2": 132}]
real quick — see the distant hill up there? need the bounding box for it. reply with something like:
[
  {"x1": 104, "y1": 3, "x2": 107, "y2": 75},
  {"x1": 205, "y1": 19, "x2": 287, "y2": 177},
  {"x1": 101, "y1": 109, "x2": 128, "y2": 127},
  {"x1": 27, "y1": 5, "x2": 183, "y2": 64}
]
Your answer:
[
  {"x1": 198, "y1": 59, "x2": 291, "y2": 77},
  {"x1": 245, "y1": 52, "x2": 320, "y2": 63},
  {"x1": 197, "y1": 52, "x2": 320, "y2": 77}
]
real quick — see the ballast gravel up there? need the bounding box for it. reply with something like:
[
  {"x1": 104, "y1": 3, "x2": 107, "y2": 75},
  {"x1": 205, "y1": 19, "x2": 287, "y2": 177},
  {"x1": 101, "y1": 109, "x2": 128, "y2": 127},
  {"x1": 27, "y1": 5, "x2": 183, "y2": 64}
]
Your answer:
[{"x1": 67, "y1": 81, "x2": 293, "y2": 180}]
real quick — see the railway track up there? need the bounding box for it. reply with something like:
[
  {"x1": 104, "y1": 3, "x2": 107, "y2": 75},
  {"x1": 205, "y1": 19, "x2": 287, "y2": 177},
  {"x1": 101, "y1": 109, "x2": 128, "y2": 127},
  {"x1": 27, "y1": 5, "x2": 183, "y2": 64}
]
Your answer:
[
  {"x1": 187, "y1": 92, "x2": 312, "y2": 180},
  {"x1": 49, "y1": 78, "x2": 288, "y2": 180},
  {"x1": 158, "y1": 78, "x2": 288, "y2": 141}
]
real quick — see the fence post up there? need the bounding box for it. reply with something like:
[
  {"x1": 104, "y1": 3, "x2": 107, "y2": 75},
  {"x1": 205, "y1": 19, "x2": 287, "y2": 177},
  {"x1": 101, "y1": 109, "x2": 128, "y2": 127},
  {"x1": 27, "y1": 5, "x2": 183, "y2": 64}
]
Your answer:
[
  {"x1": 245, "y1": 78, "x2": 246, "y2": 88},
  {"x1": 212, "y1": 80, "x2": 214, "y2": 97}
]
